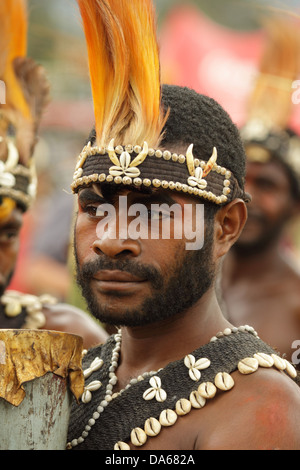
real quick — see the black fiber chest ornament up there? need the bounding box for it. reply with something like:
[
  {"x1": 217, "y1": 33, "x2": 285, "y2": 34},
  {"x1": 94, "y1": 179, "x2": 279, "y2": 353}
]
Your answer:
[{"x1": 67, "y1": 328, "x2": 297, "y2": 450}]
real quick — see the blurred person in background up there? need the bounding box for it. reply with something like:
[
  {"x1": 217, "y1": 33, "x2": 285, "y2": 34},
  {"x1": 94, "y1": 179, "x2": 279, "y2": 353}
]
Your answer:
[
  {"x1": 0, "y1": 0, "x2": 108, "y2": 348},
  {"x1": 221, "y1": 17, "x2": 300, "y2": 367}
]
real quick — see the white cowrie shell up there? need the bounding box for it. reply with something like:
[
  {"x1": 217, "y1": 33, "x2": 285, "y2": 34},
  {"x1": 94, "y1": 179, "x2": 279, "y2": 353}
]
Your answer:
[
  {"x1": 187, "y1": 176, "x2": 198, "y2": 187},
  {"x1": 238, "y1": 357, "x2": 259, "y2": 375},
  {"x1": 149, "y1": 376, "x2": 161, "y2": 388},
  {"x1": 184, "y1": 354, "x2": 195, "y2": 368},
  {"x1": 159, "y1": 409, "x2": 178, "y2": 427},
  {"x1": 194, "y1": 358, "x2": 211, "y2": 370},
  {"x1": 131, "y1": 427, "x2": 147, "y2": 447},
  {"x1": 5, "y1": 301, "x2": 22, "y2": 317},
  {"x1": 271, "y1": 354, "x2": 286, "y2": 371},
  {"x1": 85, "y1": 380, "x2": 102, "y2": 392},
  {"x1": 83, "y1": 368, "x2": 93, "y2": 379},
  {"x1": 189, "y1": 368, "x2": 201, "y2": 381},
  {"x1": 109, "y1": 166, "x2": 124, "y2": 177},
  {"x1": 91, "y1": 357, "x2": 103, "y2": 370},
  {"x1": 84, "y1": 357, "x2": 103, "y2": 378},
  {"x1": 175, "y1": 398, "x2": 192, "y2": 416},
  {"x1": 156, "y1": 388, "x2": 167, "y2": 402},
  {"x1": 254, "y1": 353, "x2": 274, "y2": 368},
  {"x1": 284, "y1": 360, "x2": 297, "y2": 378},
  {"x1": 114, "y1": 441, "x2": 130, "y2": 450},
  {"x1": 73, "y1": 168, "x2": 83, "y2": 180},
  {"x1": 81, "y1": 390, "x2": 92, "y2": 404},
  {"x1": 144, "y1": 417, "x2": 161, "y2": 437},
  {"x1": 189, "y1": 390, "x2": 206, "y2": 409},
  {"x1": 143, "y1": 388, "x2": 157, "y2": 401},
  {"x1": 124, "y1": 167, "x2": 140, "y2": 177},
  {"x1": 120, "y1": 151, "x2": 131, "y2": 169},
  {"x1": 198, "y1": 381, "x2": 217, "y2": 399},
  {"x1": 214, "y1": 372, "x2": 234, "y2": 391}
]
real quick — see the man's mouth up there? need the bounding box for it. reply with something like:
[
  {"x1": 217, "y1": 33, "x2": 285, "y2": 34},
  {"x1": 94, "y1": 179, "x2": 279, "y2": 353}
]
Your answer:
[{"x1": 92, "y1": 270, "x2": 147, "y2": 293}]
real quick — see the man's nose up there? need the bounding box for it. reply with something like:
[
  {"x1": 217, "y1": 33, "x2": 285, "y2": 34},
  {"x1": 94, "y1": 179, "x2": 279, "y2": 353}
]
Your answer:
[
  {"x1": 92, "y1": 203, "x2": 142, "y2": 258},
  {"x1": 92, "y1": 232, "x2": 141, "y2": 258}
]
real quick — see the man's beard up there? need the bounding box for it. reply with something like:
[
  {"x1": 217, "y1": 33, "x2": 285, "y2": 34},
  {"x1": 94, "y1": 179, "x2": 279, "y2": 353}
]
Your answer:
[{"x1": 74, "y1": 226, "x2": 215, "y2": 328}]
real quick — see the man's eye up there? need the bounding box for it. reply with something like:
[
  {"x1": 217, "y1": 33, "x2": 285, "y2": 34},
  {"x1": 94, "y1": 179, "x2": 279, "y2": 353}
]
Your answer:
[
  {"x1": 0, "y1": 230, "x2": 18, "y2": 242},
  {"x1": 148, "y1": 209, "x2": 172, "y2": 221},
  {"x1": 84, "y1": 205, "x2": 98, "y2": 217}
]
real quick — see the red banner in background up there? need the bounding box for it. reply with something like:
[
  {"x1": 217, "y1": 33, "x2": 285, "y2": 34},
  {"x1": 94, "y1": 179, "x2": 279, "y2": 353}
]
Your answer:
[{"x1": 159, "y1": 5, "x2": 300, "y2": 133}]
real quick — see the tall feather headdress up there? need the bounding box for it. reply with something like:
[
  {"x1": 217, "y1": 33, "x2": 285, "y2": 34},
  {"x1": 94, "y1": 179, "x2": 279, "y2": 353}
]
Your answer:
[
  {"x1": 78, "y1": 0, "x2": 165, "y2": 148},
  {"x1": 241, "y1": 16, "x2": 300, "y2": 192},
  {"x1": 0, "y1": 0, "x2": 50, "y2": 217},
  {"x1": 72, "y1": 0, "x2": 248, "y2": 206}
]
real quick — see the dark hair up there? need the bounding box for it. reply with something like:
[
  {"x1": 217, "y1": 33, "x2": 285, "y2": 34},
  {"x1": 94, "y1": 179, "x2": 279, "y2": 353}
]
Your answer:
[
  {"x1": 161, "y1": 85, "x2": 246, "y2": 191},
  {"x1": 85, "y1": 85, "x2": 247, "y2": 216}
]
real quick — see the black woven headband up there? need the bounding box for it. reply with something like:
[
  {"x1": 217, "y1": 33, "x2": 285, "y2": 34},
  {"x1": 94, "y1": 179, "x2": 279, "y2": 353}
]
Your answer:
[{"x1": 71, "y1": 140, "x2": 250, "y2": 205}]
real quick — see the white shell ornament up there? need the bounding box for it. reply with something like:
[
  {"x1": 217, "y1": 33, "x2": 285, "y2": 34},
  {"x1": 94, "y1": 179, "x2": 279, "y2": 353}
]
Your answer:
[
  {"x1": 159, "y1": 409, "x2": 178, "y2": 427},
  {"x1": 143, "y1": 376, "x2": 167, "y2": 402},
  {"x1": 83, "y1": 357, "x2": 104, "y2": 379},
  {"x1": 238, "y1": 357, "x2": 259, "y2": 375},
  {"x1": 144, "y1": 417, "x2": 161, "y2": 437},
  {"x1": 214, "y1": 372, "x2": 234, "y2": 391},
  {"x1": 81, "y1": 380, "x2": 102, "y2": 404},
  {"x1": 114, "y1": 441, "x2": 131, "y2": 450},
  {"x1": 253, "y1": 353, "x2": 274, "y2": 368},
  {"x1": 271, "y1": 354, "x2": 286, "y2": 371},
  {"x1": 189, "y1": 390, "x2": 206, "y2": 409},
  {"x1": 131, "y1": 427, "x2": 147, "y2": 447},
  {"x1": 184, "y1": 354, "x2": 211, "y2": 381},
  {"x1": 108, "y1": 141, "x2": 149, "y2": 178},
  {"x1": 284, "y1": 360, "x2": 297, "y2": 378},
  {"x1": 175, "y1": 398, "x2": 192, "y2": 416},
  {"x1": 197, "y1": 381, "x2": 217, "y2": 399}
]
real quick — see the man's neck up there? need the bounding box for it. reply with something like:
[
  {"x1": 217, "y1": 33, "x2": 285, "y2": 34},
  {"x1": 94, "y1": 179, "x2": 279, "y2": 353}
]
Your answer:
[{"x1": 114, "y1": 289, "x2": 232, "y2": 390}]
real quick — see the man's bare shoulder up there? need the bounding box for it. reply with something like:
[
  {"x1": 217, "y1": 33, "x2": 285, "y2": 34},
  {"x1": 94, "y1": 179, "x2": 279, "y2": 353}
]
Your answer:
[{"x1": 197, "y1": 367, "x2": 300, "y2": 450}]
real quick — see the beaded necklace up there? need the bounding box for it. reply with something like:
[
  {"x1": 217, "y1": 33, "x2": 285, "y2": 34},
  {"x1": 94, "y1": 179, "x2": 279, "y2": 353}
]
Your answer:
[{"x1": 67, "y1": 324, "x2": 279, "y2": 449}]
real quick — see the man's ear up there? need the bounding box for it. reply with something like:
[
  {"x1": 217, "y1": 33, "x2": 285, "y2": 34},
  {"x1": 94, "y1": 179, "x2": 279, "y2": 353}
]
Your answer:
[{"x1": 213, "y1": 199, "x2": 247, "y2": 259}]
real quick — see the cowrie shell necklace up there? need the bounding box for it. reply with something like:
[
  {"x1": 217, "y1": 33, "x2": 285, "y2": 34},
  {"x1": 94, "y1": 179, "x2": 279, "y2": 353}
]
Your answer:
[
  {"x1": 68, "y1": 324, "x2": 298, "y2": 450},
  {"x1": 67, "y1": 326, "x2": 256, "y2": 449},
  {"x1": 67, "y1": 329, "x2": 161, "y2": 449}
]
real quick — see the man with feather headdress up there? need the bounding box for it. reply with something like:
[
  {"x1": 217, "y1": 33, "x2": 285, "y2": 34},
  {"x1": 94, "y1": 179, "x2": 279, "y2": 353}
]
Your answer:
[
  {"x1": 0, "y1": 0, "x2": 108, "y2": 348},
  {"x1": 68, "y1": 0, "x2": 300, "y2": 450},
  {"x1": 221, "y1": 17, "x2": 300, "y2": 368}
]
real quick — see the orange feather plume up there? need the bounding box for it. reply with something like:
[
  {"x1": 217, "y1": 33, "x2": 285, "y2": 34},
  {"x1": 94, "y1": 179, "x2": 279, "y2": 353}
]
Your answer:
[
  {"x1": 77, "y1": 0, "x2": 166, "y2": 148},
  {"x1": 247, "y1": 16, "x2": 300, "y2": 131},
  {"x1": 0, "y1": 0, "x2": 31, "y2": 121}
]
